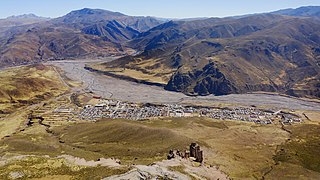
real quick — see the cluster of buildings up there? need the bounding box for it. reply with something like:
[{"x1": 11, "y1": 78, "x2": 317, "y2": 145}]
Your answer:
[
  {"x1": 77, "y1": 98, "x2": 302, "y2": 125},
  {"x1": 203, "y1": 107, "x2": 274, "y2": 124},
  {"x1": 78, "y1": 100, "x2": 195, "y2": 120}
]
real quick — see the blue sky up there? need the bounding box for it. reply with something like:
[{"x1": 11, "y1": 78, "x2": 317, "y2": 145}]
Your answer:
[{"x1": 1, "y1": 0, "x2": 320, "y2": 19}]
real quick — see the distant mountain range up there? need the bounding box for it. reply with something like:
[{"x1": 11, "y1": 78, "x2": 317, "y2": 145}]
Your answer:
[
  {"x1": 6, "y1": 13, "x2": 49, "y2": 20},
  {"x1": 272, "y1": 6, "x2": 320, "y2": 17},
  {"x1": 0, "y1": 13, "x2": 48, "y2": 31},
  {"x1": 0, "y1": 8, "x2": 164, "y2": 66},
  {"x1": 0, "y1": 6, "x2": 319, "y2": 98}
]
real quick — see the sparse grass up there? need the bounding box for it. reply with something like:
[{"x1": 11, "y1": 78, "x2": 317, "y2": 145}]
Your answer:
[
  {"x1": 113, "y1": 68, "x2": 167, "y2": 84},
  {"x1": 141, "y1": 117, "x2": 289, "y2": 179},
  {"x1": 90, "y1": 60, "x2": 175, "y2": 85},
  {"x1": 139, "y1": 117, "x2": 227, "y2": 130},
  {"x1": 0, "y1": 156, "x2": 130, "y2": 180},
  {"x1": 0, "y1": 64, "x2": 69, "y2": 140},
  {"x1": 168, "y1": 166, "x2": 197, "y2": 180},
  {"x1": 0, "y1": 64, "x2": 68, "y2": 113},
  {"x1": 52, "y1": 119, "x2": 194, "y2": 165},
  {"x1": 273, "y1": 124, "x2": 320, "y2": 174},
  {"x1": 1, "y1": 115, "x2": 320, "y2": 179}
]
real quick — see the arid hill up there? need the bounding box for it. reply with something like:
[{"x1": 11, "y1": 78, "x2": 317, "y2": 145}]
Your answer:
[
  {"x1": 272, "y1": 6, "x2": 320, "y2": 17},
  {"x1": 1, "y1": 6, "x2": 320, "y2": 98},
  {"x1": 0, "y1": 64, "x2": 68, "y2": 114},
  {"x1": 103, "y1": 11, "x2": 320, "y2": 98},
  {"x1": 0, "y1": 8, "x2": 164, "y2": 67}
]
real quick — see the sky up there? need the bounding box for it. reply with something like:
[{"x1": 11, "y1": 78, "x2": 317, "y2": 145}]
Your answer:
[{"x1": 1, "y1": 0, "x2": 320, "y2": 19}]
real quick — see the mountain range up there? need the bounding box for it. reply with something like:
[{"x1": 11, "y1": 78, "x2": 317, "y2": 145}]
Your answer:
[
  {"x1": 0, "y1": 6, "x2": 319, "y2": 98},
  {"x1": 0, "y1": 9, "x2": 164, "y2": 66},
  {"x1": 272, "y1": 6, "x2": 320, "y2": 17}
]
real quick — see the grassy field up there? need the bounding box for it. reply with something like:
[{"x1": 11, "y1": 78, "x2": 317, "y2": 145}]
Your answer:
[
  {"x1": 138, "y1": 117, "x2": 290, "y2": 179},
  {"x1": 0, "y1": 117, "x2": 294, "y2": 178},
  {"x1": 1, "y1": 114, "x2": 320, "y2": 179},
  {"x1": 0, "y1": 62, "x2": 319, "y2": 179},
  {"x1": 269, "y1": 124, "x2": 320, "y2": 179},
  {"x1": 0, "y1": 156, "x2": 130, "y2": 180},
  {"x1": 53, "y1": 119, "x2": 194, "y2": 164},
  {"x1": 90, "y1": 59, "x2": 175, "y2": 85},
  {"x1": 0, "y1": 64, "x2": 69, "y2": 140},
  {"x1": 0, "y1": 64, "x2": 68, "y2": 113}
]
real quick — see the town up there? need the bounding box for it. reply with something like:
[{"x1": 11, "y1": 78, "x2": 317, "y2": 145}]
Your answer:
[{"x1": 77, "y1": 98, "x2": 302, "y2": 125}]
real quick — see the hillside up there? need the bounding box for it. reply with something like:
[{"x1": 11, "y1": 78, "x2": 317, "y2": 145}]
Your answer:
[
  {"x1": 0, "y1": 8, "x2": 164, "y2": 67},
  {"x1": 272, "y1": 6, "x2": 320, "y2": 17},
  {"x1": 1, "y1": 7, "x2": 320, "y2": 98},
  {"x1": 55, "y1": 8, "x2": 162, "y2": 32},
  {"x1": 0, "y1": 64, "x2": 68, "y2": 114},
  {"x1": 100, "y1": 13, "x2": 320, "y2": 98},
  {"x1": 0, "y1": 14, "x2": 49, "y2": 28}
]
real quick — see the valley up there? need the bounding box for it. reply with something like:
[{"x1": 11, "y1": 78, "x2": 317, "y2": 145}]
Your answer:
[
  {"x1": 0, "y1": 4, "x2": 319, "y2": 180},
  {"x1": 0, "y1": 58, "x2": 319, "y2": 179},
  {"x1": 49, "y1": 59, "x2": 320, "y2": 111}
]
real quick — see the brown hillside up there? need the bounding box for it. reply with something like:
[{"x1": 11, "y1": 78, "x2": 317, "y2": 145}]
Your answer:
[{"x1": 106, "y1": 14, "x2": 320, "y2": 98}]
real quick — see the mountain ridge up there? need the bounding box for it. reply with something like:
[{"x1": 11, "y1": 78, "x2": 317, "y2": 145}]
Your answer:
[
  {"x1": 0, "y1": 8, "x2": 164, "y2": 67},
  {"x1": 5, "y1": 13, "x2": 49, "y2": 20},
  {"x1": 103, "y1": 13, "x2": 320, "y2": 98},
  {"x1": 0, "y1": 7, "x2": 320, "y2": 98},
  {"x1": 272, "y1": 6, "x2": 320, "y2": 17}
]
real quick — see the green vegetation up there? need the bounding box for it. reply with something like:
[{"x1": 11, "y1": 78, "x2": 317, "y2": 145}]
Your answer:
[{"x1": 274, "y1": 124, "x2": 320, "y2": 173}]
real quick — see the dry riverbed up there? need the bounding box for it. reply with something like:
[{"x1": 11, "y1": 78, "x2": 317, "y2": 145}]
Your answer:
[{"x1": 47, "y1": 59, "x2": 320, "y2": 111}]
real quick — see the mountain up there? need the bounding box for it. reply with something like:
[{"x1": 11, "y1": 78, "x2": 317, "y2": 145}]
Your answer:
[
  {"x1": 0, "y1": 8, "x2": 164, "y2": 67},
  {"x1": 1, "y1": 7, "x2": 320, "y2": 98},
  {"x1": 0, "y1": 13, "x2": 49, "y2": 36},
  {"x1": 0, "y1": 14, "x2": 49, "y2": 28},
  {"x1": 57, "y1": 8, "x2": 126, "y2": 23},
  {"x1": 81, "y1": 20, "x2": 140, "y2": 43},
  {"x1": 103, "y1": 13, "x2": 320, "y2": 98},
  {"x1": 55, "y1": 8, "x2": 163, "y2": 32},
  {"x1": 272, "y1": 6, "x2": 320, "y2": 17},
  {"x1": 6, "y1": 13, "x2": 49, "y2": 20}
]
